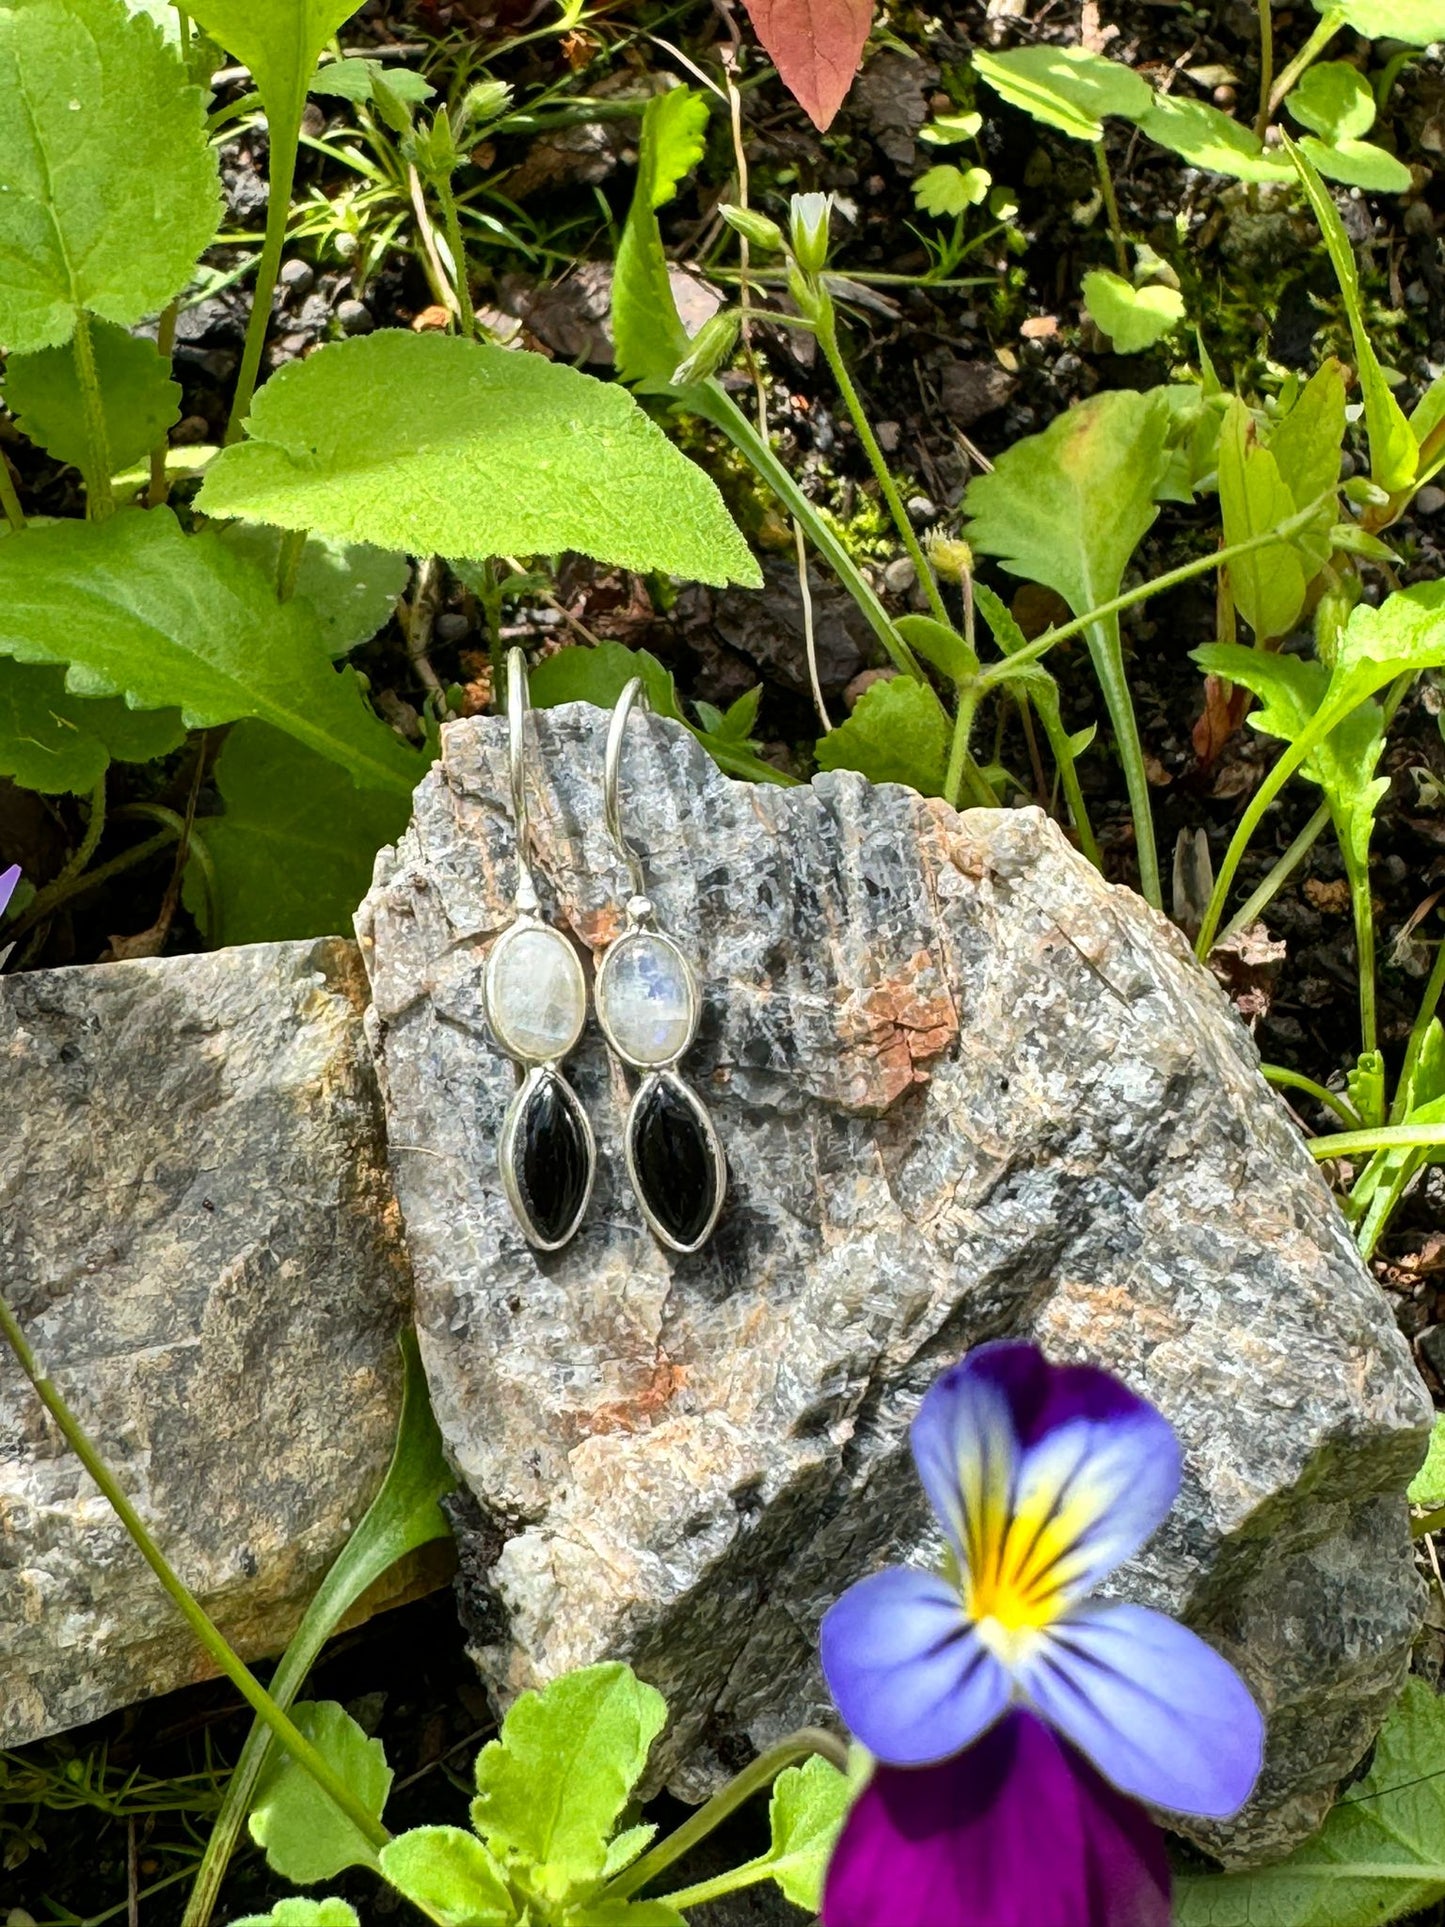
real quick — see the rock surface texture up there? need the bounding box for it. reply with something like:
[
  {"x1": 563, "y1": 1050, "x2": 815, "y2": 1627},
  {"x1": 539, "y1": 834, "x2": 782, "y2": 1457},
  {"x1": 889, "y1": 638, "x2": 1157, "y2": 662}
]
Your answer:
[
  {"x1": 358, "y1": 706, "x2": 1432, "y2": 1866},
  {"x1": 0, "y1": 939, "x2": 411, "y2": 1745}
]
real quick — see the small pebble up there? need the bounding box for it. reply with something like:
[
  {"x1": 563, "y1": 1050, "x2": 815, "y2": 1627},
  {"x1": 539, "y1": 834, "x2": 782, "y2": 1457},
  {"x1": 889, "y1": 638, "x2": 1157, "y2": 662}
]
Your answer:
[
  {"x1": 336, "y1": 298, "x2": 374, "y2": 336},
  {"x1": 883, "y1": 556, "x2": 917, "y2": 596},
  {"x1": 1416, "y1": 484, "x2": 1445, "y2": 515},
  {"x1": 906, "y1": 493, "x2": 937, "y2": 525},
  {"x1": 435, "y1": 612, "x2": 471, "y2": 644},
  {"x1": 876, "y1": 419, "x2": 901, "y2": 453},
  {"x1": 1338, "y1": 450, "x2": 1357, "y2": 478},
  {"x1": 279, "y1": 258, "x2": 315, "y2": 297}
]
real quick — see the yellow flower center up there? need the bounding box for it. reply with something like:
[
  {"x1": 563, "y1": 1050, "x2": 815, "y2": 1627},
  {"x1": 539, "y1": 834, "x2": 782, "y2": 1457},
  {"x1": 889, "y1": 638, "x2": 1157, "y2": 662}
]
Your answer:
[{"x1": 962, "y1": 1484, "x2": 1089, "y2": 1636}]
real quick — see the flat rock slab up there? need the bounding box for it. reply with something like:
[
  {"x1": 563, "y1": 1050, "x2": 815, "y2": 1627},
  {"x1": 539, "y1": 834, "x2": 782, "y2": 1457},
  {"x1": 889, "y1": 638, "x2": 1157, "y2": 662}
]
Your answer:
[
  {"x1": 358, "y1": 707, "x2": 1432, "y2": 1865},
  {"x1": 0, "y1": 938, "x2": 412, "y2": 1745}
]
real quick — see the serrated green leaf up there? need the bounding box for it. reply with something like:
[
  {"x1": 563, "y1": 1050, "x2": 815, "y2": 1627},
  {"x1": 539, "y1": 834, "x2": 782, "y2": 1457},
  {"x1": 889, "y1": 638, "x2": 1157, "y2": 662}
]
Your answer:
[
  {"x1": 1138, "y1": 94, "x2": 1292, "y2": 181},
  {"x1": 1219, "y1": 399, "x2": 1309, "y2": 640},
  {"x1": 763, "y1": 1755, "x2": 851, "y2": 1912},
  {"x1": 470, "y1": 1664, "x2": 668, "y2": 1906},
  {"x1": 216, "y1": 525, "x2": 410, "y2": 656},
  {"x1": 378, "y1": 1826, "x2": 515, "y2": 1926},
  {"x1": 815, "y1": 675, "x2": 949, "y2": 795},
  {"x1": 249, "y1": 1701, "x2": 391, "y2": 1883},
  {"x1": 613, "y1": 86, "x2": 708, "y2": 389},
  {"x1": 1410, "y1": 1415, "x2": 1445, "y2": 1505},
  {"x1": 1325, "y1": 0, "x2": 1445, "y2": 43},
  {"x1": 230, "y1": 1901, "x2": 361, "y2": 1927},
  {"x1": 973, "y1": 44, "x2": 1151, "y2": 141},
  {"x1": 5, "y1": 319, "x2": 180, "y2": 479},
  {"x1": 913, "y1": 163, "x2": 991, "y2": 216},
  {"x1": 1302, "y1": 133, "x2": 1412, "y2": 192},
  {"x1": 1348, "y1": 1048, "x2": 1388, "y2": 1128},
  {"x1": 1175, "y1": 1678, "x2": 1445, "y2": 1926},
  {"x1": 184, "y1": 0, "x2": 358, "y2": 148},
  {"x1": 196, "y1": 333, "x2": 760, "y2": 589},
  {"x1": 0, "y1": 511, "x2": 422, "y2": 793},
  {"x1": 310, "y1": 56, "x2": 434, "y2": 106},
  {"x1": 1082, "y1": 269, "x2": 1185, "y2": 352},
  {"x1": 1288, "y1": 61, "x2": 1377, "y2": 141},
  {"x1": 0, "y1": 0, "x2": 220, "y2": 352},
  {"x1": 0, "y1": 656, "x2": 183, "y2": 792},
  {"x1": 185, "y1": 722, "x2": 412, "y2": 945}
]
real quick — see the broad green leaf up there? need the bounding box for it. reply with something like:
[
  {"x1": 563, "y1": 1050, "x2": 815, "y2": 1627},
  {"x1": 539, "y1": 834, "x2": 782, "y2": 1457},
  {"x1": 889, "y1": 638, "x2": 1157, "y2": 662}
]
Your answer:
[
  {"x1": 1082, "y1": 269, "x2": 1185, "y2": 353},
  {"x1": 763, "y1": 1755, "x2": 851, "y2": 1911},
  {"x1": 1325, "y1": 0, "x2": 1445, "y2": 44},
  {"x1": 0, "y1": 0, "x2": 220, "y2": 351},
  {"x1": 5, "y1": 319, "x2": 180, "y2": 476},
  {"x1": 0, "y1": 511, "x2": 422, "y2": 793},
  {"x1": 1410, "y1": 1414, "x2": 1445, "y2": 1505},
  {"x1": 196, "y1": 333, "x2": 760, "y2": 590},
  {"x1": 0, "y1": 657, "x2": 183, "y2": 792},
  {"x1": 1288, "y1": 61, "x2": 1377, "y2": 140},
  {"x1": 570, "y1": 1905, "x2": 686, "y2": 1927},
  {"x1": 378, "y1": 1827, "x2": 515, "y2": 1926},
  {"x1": 814, "y1": 675, "x2": 949, "y2": 795},
  {"x1": 1410, "y1": 370, "x2": 1445, "y2": 447},
  {"x1": 184, "y1": 0, "x2": 359, "y2": 145},
  {"x1": 1175, "y1": 1677, "x2": 1445, "y2": 1926},
  {"x1": 613, "y1": 86, "x2": 710, "y2": 387},
  {"x1": 1218, "y1": 399, "x2": 1309, "y2": 640},
  {"x1": 1286, "y1": 135, "x2": 1417, "y2": 493},
  {"x1": 893, "y1": 614, "x2": 977, "y2": 683},
  {"x1": 185, "y1": 722, "x2": 413, "y2": 945},
  {"x1": 1302, "y1": 133, "x2": 1412, "y2": 192},
  {"x1": 471, "y1": 1664, "x2": 668, "y2": 1905},
  {"x1": 919, "y1": 110, "x2": 983, "y2": 145},
  {"x1": 972, "y1": 45, "x2": 1151, "y2": 141},
  {"x1": 1269, "y1": 357, "x2": 1348, "y2": 525},
  {"x1": 913, "y1": 163, "x2": 991, "y2": 216},
  {"x1": 1137, "y1": 95, "x2": 1292, "y2": 181},
  {"x1": 310, "y1": 56, "x2": 434, "y2": 107},
  {"x1": 216, "y1": 526, "x2": 411, "y2": 656},
  {"x1": 249, "y1": 1701, "x2": 391, "y2": 1883},
  {"x1": 231, "y1": 1902, "x2": 361, "y2": 1927}
]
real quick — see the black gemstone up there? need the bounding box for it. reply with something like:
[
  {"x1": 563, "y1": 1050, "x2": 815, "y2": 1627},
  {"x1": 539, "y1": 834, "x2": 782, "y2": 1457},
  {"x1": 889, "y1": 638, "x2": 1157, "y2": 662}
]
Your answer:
[
  {"x1": 514, "y1": 1072, "x2": 590, "y2": 1246},
  {"x1": 630, "y1": 1076, "x2": 721, "y2": 1249}
]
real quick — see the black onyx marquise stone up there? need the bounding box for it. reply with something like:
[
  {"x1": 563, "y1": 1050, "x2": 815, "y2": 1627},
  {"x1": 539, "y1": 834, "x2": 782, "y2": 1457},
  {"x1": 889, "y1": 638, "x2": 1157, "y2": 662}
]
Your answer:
[
  {"x1": 631, "y1": 1075, "x2": 721, "y2": 1249},
  {"x1": 514, "y1": 1072, "x2": 590, "y2": 1245}
]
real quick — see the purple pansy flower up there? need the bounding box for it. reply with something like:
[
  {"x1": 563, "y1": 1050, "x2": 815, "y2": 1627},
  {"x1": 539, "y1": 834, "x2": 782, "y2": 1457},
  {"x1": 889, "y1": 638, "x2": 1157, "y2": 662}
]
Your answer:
[
  {"x1": 819, "y1": 1341, "x2": 1265, "y2": 1927},
  {"x1": 0, "y1": 865, "x2": 19, "y2": 920}
]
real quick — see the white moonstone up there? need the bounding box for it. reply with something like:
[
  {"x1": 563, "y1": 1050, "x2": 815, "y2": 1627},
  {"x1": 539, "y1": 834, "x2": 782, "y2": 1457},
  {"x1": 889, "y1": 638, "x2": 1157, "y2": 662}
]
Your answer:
[
  {"x1": 487, "y1": 924, "x2": 586, "y2": 1062},
  {"x1": 598, "y1": 932, "x2": 696, "y2": 1066}
]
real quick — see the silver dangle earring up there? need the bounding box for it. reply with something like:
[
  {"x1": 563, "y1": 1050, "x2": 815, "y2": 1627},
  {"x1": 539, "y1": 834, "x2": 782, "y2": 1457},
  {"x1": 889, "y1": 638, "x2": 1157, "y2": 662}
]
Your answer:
[
  {"x1": 484, "y1": 647, "x2": 594, "y2": 1251},
  {"x1": 596, "y1": 677, "x2": 726, "y2": 1254}
]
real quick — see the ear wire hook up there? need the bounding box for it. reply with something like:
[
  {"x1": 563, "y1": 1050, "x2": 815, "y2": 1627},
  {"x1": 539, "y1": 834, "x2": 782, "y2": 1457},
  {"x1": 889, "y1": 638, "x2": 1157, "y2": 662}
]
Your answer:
[
  {"x1": 603, "y1": 675, "x2": 651, "y2": 914},
  {"x1": 505, "y1": 645, "x2": 539, "y2": 916}
]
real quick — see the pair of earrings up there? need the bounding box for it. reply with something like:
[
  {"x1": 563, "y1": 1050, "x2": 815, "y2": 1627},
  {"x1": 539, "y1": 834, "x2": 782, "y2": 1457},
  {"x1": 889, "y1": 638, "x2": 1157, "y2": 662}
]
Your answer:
[{"x1": 482, "y1": 648, "x2": 727, "y2": 1256}]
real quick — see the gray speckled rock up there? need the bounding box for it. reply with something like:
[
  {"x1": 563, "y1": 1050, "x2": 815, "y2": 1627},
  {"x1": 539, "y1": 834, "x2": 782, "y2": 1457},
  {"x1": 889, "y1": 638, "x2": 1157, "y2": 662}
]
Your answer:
[
  {"x1": 357, "y1": 706, "x2": 1432, "y2": 1866},
  {"x1": 0, "y1": 938, "x2": 412, "y2": 1745}
]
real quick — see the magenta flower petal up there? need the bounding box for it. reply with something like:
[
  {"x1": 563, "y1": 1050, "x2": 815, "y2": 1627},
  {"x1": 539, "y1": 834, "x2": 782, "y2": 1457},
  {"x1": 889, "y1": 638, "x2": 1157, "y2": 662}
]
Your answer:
[
  {"x1": 0, "y1": 864, "x2": 20, "y2": 920},
  {"x1": 822, "y1": 1709, "x2": 1172, "y2": 1927},
  {"x1": 910, "y1": 1340, "x2": 1181, "y2": 1611},
  {"x1": 819, "y1": 1566, "x2": 1012, "y2": 1765},
  {"x1": 1019, "y1": 1600, "x2": 1265, "y2": 1818}
]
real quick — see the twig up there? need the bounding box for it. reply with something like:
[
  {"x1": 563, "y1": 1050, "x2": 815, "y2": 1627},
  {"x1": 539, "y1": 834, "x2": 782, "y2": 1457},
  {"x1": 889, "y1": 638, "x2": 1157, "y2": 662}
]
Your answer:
[{"x1": 796, "y1": 517, "x2": 830, "y2": 733}]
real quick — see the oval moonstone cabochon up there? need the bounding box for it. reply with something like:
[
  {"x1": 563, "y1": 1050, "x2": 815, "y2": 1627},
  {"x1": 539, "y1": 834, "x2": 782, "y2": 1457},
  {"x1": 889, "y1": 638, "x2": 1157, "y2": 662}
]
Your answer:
[
  {"x1": 628, "y1": 1072, "x2": 723, "y2": 1251},
  {"x1": 597, "y1": 930, "x2": 698, "y2": 1068},
  {"x1": 487, "y1": 922, "x2": 587, "y2": 1063},
  {"x1": 504, "y1": 1068, "x2": 593, "y2": 1248}
]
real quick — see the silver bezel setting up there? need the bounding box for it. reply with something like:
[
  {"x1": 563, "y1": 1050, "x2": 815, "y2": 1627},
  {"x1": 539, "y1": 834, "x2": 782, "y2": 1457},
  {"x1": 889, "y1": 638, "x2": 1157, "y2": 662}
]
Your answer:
[
  {"x1": 483, "y1": 915, "x2": 588, "y2": 1067},
  {"x1": 498, "y1": 1063, "x2": 596, "y2": 1252},
  {"x1": 594, "y1": 926, "x2": 701, "y2": 1072},
  {"x1": 624, "y1": 1069, "x2": 727, "y2": 1255}
]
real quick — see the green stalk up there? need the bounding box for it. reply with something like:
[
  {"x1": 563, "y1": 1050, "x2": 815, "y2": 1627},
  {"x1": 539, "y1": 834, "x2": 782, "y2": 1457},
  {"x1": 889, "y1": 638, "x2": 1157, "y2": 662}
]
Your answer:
[
  {"x1": 433, "y1": 171, "x2": 476, "y2": 338},
  {"x1": 1218, "y1": 802, "x2": 1329, "y2": 944},
  {"x1": 1261, "y1": 1062, "x2": 1362, "y2": 1130},
  {"x1": 1268, "y1": 7, "x2": 1346, "y2": 116},
  {"x1": 1308, "y1": 1124, "x2": 1445, "y2": 1159},
  {"x1": 1393, "y1": 936, "x2": 1445, "y2": 1124},
  {"x1": 1342, "y1": 835, "x2": 1377, "y2": 1056},
  {"x1": 0, "y1": 451, "x2": 26, "y2": 532},
  {"x1": 1254, "y1": 0, "x2": 1275, "y2": 139},
  {"x1": 276, "y1": 528, "x2": 307, "y2": 601},
  {"x1": 1092, "y1": 140, "x2": 1129, "y2": 276},
  {"x1": 226, "y1": 109, "x2": 302, "y2": 443},
  {"x1": 603, "y1": 1730, "x2": 849, "y2": 1904},
  {"x1": 147, "y1": 301, "x2": 180, "y2": 510},
  {"x1": 1085, "y1": 612, "x2": 1160, "y2": 909},
  {"x1": 0, "y1": 1291, "x2": 391, "y2": 1859},
  {"x1": 943, "y1": 685, "x2": 985, "y2": 810},
  {"x1": 658, "y1": 1860, "x2": 779, "y2": 1910},
  {"x1": 72, "y1": 310, "x2": 115, "y2": 519},
  {"x1": 1412, "y1": 1506, "x2": 1445, "y2": 1540}
]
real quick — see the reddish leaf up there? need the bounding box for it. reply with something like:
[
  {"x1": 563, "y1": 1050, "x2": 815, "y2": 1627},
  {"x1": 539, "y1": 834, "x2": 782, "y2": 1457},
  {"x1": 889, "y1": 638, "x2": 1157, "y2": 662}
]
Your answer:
[{"x1": 742, "y1": 0, "x2": 875, "y2": 130}]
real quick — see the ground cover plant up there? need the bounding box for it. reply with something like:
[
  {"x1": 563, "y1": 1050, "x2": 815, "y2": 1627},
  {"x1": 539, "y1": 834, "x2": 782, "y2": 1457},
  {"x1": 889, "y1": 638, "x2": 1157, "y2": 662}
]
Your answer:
[{"x1": 7, "y1": 0, "x2": 1445, "y2": 1921}]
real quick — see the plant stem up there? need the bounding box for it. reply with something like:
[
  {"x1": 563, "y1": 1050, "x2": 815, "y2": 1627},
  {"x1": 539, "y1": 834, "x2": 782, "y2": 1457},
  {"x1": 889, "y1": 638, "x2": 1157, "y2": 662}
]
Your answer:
[
  {"x1": 0, "y1": 1292, "x2": 391, "y2": 1859},
  {"x1": 276, "y1": 527, "x2": 307, "y2": 601},
  {"x1": 72, "y1": 310, "x2": 115, "y2": 519},
  {"x1": 1344, "y1": 838, "x2": 1377, "y2": 1056},
  {"x1": 1393, "y1": 935, "x2": 1445, "y2": 1124},
  {"x1": 1087, "y1": 614, "x2": 1161, "y2": 909},
  {"x1": 944, "y1": 685, "x2": 982, "y2": 810},
  {"x1": 1413, "y1": 1505, "x2": 1445, "y2": 1539},
  {"x1": 1093, "y1": 140, "x2": 1128, "y2": 276},
  {"x1": 1218, "y1": 802, "x2": 1329, "y2": 943},
  {"x1": 659, "y1": 1859, "x2": 778, "y2": 1911},
  {"x1": 0, "y1": 452, "x2": 26, "y2": 532},
  {"x1": 226, "y1": 111, "x2": 301, "y2": 443},
  {"x1": 432, "y1": 170, "x2": 476, "y2": 337},
  {"x1": 147, "y1": 302, "x2": 180, "y2": 510},
  {"x1": 1254, "y1": 0, "x2": 1275, "y2": 140},
  {"x1": 1194, "y1": 724, "x2": 1332, "y2": 958},
  {"x1": 8, "y1": 829, "x2": 178, "y2": 940},
  {"x1": 812, "y1": 294, "x2": 952, "y2": 628},
  {"x1": 603, "y1": 1730, "x2": 849, "y2": 1904},
  {"x1": 1308, "y1": 1124, "x2": 1445, "y2": 1159},
  {"x1": 1261, "y1": 1062, "x2": 1362, "y2": 1130},
  {"x1": 1268, "y1": 7, "x2": 1346, "y2": 116}
]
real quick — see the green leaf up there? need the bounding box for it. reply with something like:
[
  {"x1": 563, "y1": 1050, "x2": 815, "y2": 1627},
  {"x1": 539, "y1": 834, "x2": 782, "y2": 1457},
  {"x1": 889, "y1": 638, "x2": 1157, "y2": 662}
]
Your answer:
[
  {"x1": 5, "y1": 319, "x2": 180, "y2": 476},
  {"x1": 814, "y1": 675, "x2": 950, "y2": 795},
  {"x1": 613, "y1": 86, "x2": 710, "y2": 388},
  {"x1": 763, "y1": 1755, "x2": 851, "y2": 1912},
  {"x1": 230, "y1": 1902, "x2": 361, "y2": 1927},
  {"x1": 972, "y1": 45, "x2": 1151, "y2": 141},
  {"x1": 530, "y1": 640, "x2": 687, "y2": 724},
  {"x1": 0, "y1": 0, "x2": 219, "y2": 352},
  {"x1": 1175, "y1": 1677, "x2": 1445, "y2": 1926},
  {"x1": 1137, "y1": 95, "x2": 1292, "y2": 181},
  {"x1": 1288, "y1": 61, "x2": 1377, "y2": 140},
  {"x1": 1410, "y1": 1415, "x2": 1445, "y2": 1505},
  {"x1": 1218, "y1": 399, "x2": 1309, "y2": 640},
  {"x1": 601, "y1": 1824, "x2": 657, "y2": 1879},
  {"x1": 378, "y1": 1827, "x2": 515, "y2": 1926},
  {"x1": 249, "y1": 1701, "x2": 391, "y2": 1883},
  {"x1": 310, "y1": 56, "x2": 434, "y2": 107},
  {"x1": 894, "y1": 614, "x2": 978, "y2": 683},
  {"x1": 1269, "y1": 357, "x2": 1348, "y2": 524},
  {"x1": 0, "y1": 657, "x2": 183, "y2": 793},
  {"x1": 1082, "y1": 269, "x2": 1185, "y2": 353},
  {"x1": 185, "y1": 722, "x2": 413, "y2": 946},
  {"x1": 913, "y1": 163, "x2": 991, "y2": 216},
  {"x1": 1325, "y1": 0, "x2": 1445, "y2": 44},
  {"x1": 0, "y1": 511, "x2": 422, "y2": 793},
  {"x1": 1285, "y1": 134, "x2": 1417, "y2": 493},
  {"x1": 470, "y1": 1664, "x2": 669, "y2": 1906},
  {"x1": 919, "y1": 110, "x2": 983, "y2": 145},
  {"x1": 184, "y1": 0, "x2": 359, "y2": 144},
  {"x1": 1348, "y1": 1048, "x2": 1389, "y2": 1128},
  {"x1": 216, "y1": 526, "x2": 411, "y2": 656},
  {"x1": 1302, "y1": 133, "x2": 1412, "y2": 192},
  {"x1": 196, "y1": 334, "x2": 760, "y2": 590},
  {"x1": 570, "y1": 1905, "x2": 686, "y2": 1927}
]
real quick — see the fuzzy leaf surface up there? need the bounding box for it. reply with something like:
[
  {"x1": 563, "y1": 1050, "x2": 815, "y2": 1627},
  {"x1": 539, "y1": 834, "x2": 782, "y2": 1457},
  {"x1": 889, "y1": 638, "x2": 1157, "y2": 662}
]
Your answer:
[
  {"x1": 249, "y1": 1701, "x2": 391, "y2": 1883},
  {"x1": 378, "y1": 1826, "x2": 515, "y2": 1926},
  {"x1": 5, "y1": 319, "x2": 180, "y2": 474},
  {"x1": 814, "y1": 674, "x2": 949, "y2": 795},
  {"x1": 973, "y1": 44, "x2": 1150, "y2": 140},
  {"x1": 231, "y1": 1903, "x2": 361, "y2": 1927},
  {"x1": 197, "y1": 333, "x2": 760, "y2": 588},
  {"x1": 0, "y1": 0, "x2": 220, "y2": 351},
  {"x1": 613, "y1": 86, "x2": 709, "y2": 387},
  {"x1": 741, "y1": 0, "x2": 873, "y2": 130},
  {"x1": 216, "y1": 525, "x2": 411, "y2": 655},
  {"x1": 0, "y1": 511, "x2": 421, "y2": 792},
  {"x1": 1082, "y1": 269, "x2": 1185, "y2": 352},
  {"x1": 0, "y1": 657, "x2": 183, "y2": 792},
  {"x1": 763, "y1": 1755, "x2": 852, "y2": 1911},
  {"x1": 470, "y1": 1664, "x2": 668, "y2": 1905}
]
